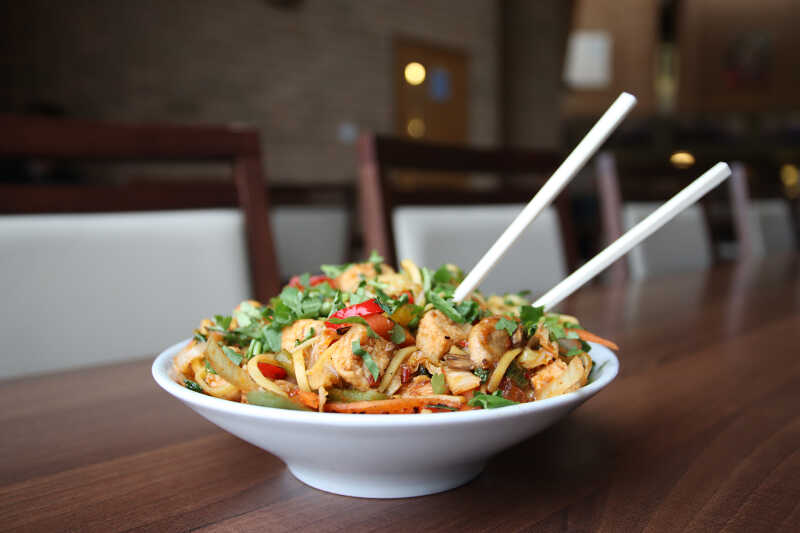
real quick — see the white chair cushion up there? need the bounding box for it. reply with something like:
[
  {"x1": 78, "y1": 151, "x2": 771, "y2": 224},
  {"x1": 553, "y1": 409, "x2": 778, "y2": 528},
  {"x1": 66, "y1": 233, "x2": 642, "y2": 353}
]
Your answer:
[
  {"x1": 0, "y1": 209, "x2": 250, "y2": 378},
  {"x1": 393, "y1": 205, "x2": 567, "y2": 297},
  {"x1": 271, "y1": 206, "x2": 349, "y2": 278},
  {"x1": 752, "y1": 199, "x2": 795, "y2": 254},
  {"x1": 623, "y1": 203, "x2": 712, "y2": 280}
]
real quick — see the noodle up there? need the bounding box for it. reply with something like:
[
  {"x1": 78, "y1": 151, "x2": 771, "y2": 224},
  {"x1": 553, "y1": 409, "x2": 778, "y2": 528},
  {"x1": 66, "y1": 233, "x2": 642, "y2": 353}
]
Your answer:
[{"x1": 172, "y1": 253, "x2": 615, "y2": 413}]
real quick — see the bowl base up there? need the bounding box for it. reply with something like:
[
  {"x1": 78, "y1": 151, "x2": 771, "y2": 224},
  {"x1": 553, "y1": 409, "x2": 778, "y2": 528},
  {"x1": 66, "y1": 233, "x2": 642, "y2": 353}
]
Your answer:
[{"x1": 287, "y1": 461, "x2": 485, "y2": 498}]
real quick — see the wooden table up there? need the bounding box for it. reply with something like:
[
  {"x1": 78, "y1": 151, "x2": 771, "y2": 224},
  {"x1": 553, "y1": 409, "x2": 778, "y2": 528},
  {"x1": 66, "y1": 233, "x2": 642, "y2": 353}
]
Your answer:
[{"x1": 2, "y1": 257, "x2": 798, "y2": 532}]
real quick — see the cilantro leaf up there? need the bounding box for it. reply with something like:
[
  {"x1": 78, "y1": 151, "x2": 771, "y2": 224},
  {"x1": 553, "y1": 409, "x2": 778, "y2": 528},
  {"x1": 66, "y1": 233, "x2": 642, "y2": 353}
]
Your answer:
[
  {"x1": 467, "y1": 391, "x2": 518, "y2": 409},
  {"x1": 263, "y1": 327, "x2": 283, "y2": 353},
  {"x1": 193, "y1": 332, "x2": 207, "y2": 343},
  {"x1": 431, "y1": 373, "x2": 447, "y2": 394},
  {"x1": 506, "y1": 361, "x2": 527, "y2": 387},
  {"x1": 184, "y1": 379, "x2": 203, "y2": 393},
  {"x1": 564, "y1": 348, "x2": 584, "y2": 357},
  {"x1": 587, "y1": 360, "x2": 606, "y2": 383},
  {"x1": 352, "y1": 339, "x2": 380, "y2": 380},
  {"x1": 495, "y1": 317, "x2": 518, "y2": 337},
  {"x1": 320, "y1": 263, "x2": 352, "y2": 278},
  {"x1": 427, "y1": 292, "x2": 468, "y2": 323},
  {"x1": 222, "y1": 346, "x2": 243, "y2": 366},
  {"x1": 279, "y1": 286, "x2": 303, "y2": 316},
  {"x1": 368, "y1": 250, "x2": 384, "y2": 274},
  {"x1": 298, "y1": 272, "x2": 311, "y2": 288},
  {"x1": 473, "y1": 368, "x2": 490, "y2": 383},
  {"x1": 233, "y1": 302, "x2": 262, "y2": 328},
  {"x1": 566, "y1": 330, "x2": 581, "y2": 340},
  {"x1": 432, "y1": 265, "x2": 454, "y2": 284},
  {"x1": 421, "y1": 267, "x2": 433, "y2": 294},
  {"x1": 581, "y1": 340, "x2": 592, "y2": 352},
  {"x1": 519, "y1": 305, "x2": 544, "y2": 334},
  {"x1": 214, "y1": 315, "x2": 232, "y2": 330},
  {"x1": 425, "y1": 403, "x2": 458, "y2": 411},
  {"x1": 390, "y1": 323, "x2": 406, "y2": 344}
]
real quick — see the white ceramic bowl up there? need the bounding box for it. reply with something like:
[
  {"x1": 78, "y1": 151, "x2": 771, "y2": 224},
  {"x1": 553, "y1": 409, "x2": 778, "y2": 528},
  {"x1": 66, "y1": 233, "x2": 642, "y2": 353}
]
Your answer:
[{"x1": 152, "y1": 340, "x2": 618, "y2": 498}]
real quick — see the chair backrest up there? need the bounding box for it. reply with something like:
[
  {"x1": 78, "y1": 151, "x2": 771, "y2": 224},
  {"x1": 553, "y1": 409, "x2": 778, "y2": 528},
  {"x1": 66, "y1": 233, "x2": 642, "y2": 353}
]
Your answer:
[
  {"x1": 393, "y1": 205, "x2": 566, "y2": 295},
  {"x1": 0, "y1": 115, "x2": 280, "y2": 299},
  {"x1": 0, "y1": 210, "x2": 251, "y2": 377},
  {"x1": 0, "y1": 115, "x2": 281, "y2": 377},
  {"x1": 623, "y1": 203, "x2": 712, "y2": 280},
  {"x1": 357, "y1": 134, "x2": 579, "y2": 285},
  {"x1": 596, "y1": 151, "x2": 725, "y2": 280}
]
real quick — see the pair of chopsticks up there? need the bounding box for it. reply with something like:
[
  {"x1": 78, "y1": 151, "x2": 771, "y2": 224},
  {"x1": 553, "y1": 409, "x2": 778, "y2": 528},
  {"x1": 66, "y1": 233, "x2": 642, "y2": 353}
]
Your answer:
[{"x1": 453, "y1": 92, "x2": 732, "y2": 309}]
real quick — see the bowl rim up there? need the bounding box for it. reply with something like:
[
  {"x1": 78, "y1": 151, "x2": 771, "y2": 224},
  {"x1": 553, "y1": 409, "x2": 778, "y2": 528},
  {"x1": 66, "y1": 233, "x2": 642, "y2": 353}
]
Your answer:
[{"x1": 152, "y1": 338, "x2": 619, "y2": 428}]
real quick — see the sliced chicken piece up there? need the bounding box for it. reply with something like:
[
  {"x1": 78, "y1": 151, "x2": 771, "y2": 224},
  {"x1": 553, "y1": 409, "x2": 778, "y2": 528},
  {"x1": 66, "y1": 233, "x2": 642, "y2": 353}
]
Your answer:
[
  {"x1": 530, "y1": 357, "x2": 586, "y2": 400},
  {"x1": 281, "y1": 319, "x2": 325, "y2": 354},
  {"x1": 335, "y1": 263, "x2": 380, "y2": 292},
  {"x1": 328, "y1": 325, "x2": 393, "y2": 391},
  {"x1": 416, "y1": 310, "x2": 471, "y2": 362},
  {"x1": 396, "y1": 375, "x2": 434, "y2": 397},
  {"x1": 443, "y1": 368, "x2": 481, "y2": 395},
  {"x1": 468, "y1": 316, "x2": 512, "y2": 368}
]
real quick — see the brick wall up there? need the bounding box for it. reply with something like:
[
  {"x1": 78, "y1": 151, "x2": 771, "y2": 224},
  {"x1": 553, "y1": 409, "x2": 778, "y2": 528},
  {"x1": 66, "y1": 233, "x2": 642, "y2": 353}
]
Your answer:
[{"x1": 0, "y1": 0, "x2": 499, "y2": 184}]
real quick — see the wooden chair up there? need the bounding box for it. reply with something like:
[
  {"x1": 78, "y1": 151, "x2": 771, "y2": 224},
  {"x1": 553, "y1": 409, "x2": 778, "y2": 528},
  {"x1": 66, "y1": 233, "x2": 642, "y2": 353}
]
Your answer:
[
  {"x1": 357, "y1": 134, "x2": 579, "y2": 295},
  {"x1": 0, "y1": 114, "x2": 280, "y2": 299},
  {"x1": 0, "y1": 115, "x2": 281, "y2": 377},
  {"x1": 594, "y1": 152, "x2": 798, "y2": 282}
]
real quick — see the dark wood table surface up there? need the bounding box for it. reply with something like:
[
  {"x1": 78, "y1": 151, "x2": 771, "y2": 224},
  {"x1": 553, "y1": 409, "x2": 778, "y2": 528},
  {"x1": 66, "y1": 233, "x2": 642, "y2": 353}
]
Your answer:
[{"x1": 2, "y1": 257, "x2": 798, "y2": 532}]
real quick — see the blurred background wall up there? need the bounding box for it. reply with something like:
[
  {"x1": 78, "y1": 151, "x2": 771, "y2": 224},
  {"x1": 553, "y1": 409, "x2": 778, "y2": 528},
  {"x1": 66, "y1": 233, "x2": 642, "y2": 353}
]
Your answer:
[{"x1": 0, "y1": 0, "x2": 501, "y2": 184}]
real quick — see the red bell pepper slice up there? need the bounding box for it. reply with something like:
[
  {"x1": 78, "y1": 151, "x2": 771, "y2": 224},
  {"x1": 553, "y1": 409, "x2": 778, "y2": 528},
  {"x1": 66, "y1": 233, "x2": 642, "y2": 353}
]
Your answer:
[
  {"x1": 288, "y1": 274, "x2": 334, "y2": 291},
  {"x1": 257, "y1": 362, "x2": 287, "y2": 380},
  {"x1": 324, "y1": 298, "x2": 383, "y2": 329}
]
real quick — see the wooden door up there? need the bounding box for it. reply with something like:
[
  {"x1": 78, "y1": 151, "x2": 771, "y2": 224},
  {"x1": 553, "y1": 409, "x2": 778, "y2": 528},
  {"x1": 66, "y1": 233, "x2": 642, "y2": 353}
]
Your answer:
[{"x1": 394, "y1": 38, "x2": 469, "y2": 189}]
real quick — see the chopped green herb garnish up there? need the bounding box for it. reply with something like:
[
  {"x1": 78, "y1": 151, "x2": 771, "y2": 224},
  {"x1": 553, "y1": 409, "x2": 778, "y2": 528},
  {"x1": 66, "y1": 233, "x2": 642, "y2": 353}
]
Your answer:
[
  {"x1": 352, "y1": 339, "x2": 380, "y2": 380},
  {"x1": 263, "y1": 327, "x2": 283, "y2": 352},
  {"x1": 184, "y1": 379, "x2": 203, "y2": 393},
  {"x1": 425, "y1": 403, "x2": 458, "y2": 411},
  {"x1": 431, "y1": 373, "x2": 447, "y2": 394},
  {"x1": 581, "y1": 340, "x2": 592, "y2": 352},
  {"x1": 587, "y1": 361, "x2": 607, "y2": 383},
  {"x1": 214, "y1": 314, "x2": 232, "y2": 330},
  {"x1": 320, "y1": 262, "x2": 352, "y2": 278},
  {"x1": 193, "y1": 332, "x2": 207, "y2": 343},
  {"x1": 390, "y1": 323, "x2": 406, "y2": 344},
  {"x1": 295, "y1": 327, "x2": 316, "y2": 346},
  {"x1": 473, "y1": 368, "x2": 490, "y2": 383},
  {"x1": 563, "y1": 322, "x2": 582, "y2": 330},
  {"x1": 432, "y1": 265, "x2": 455, "y2": 284},
  {"x1": 467, "y1": 391, "x2": 518, "y2": 409},
  {"x1": 566, "y1": 330, "x2": 581, "y2": 340},
  {"x1": 233, "y1": 301, "x2": 262, "y2": 328},
  {"x1": 427, "y1": 291, "x2": 476, "y2": 323},
  {"x1": 368, "y1": 250, "x2": 384, "y2": 274},
  {"x1": 495, "y1": 317, "x2": 518, "y2": 337},
  {"x1": 222, "y1": 346, "x2": 243, "y2": 366},
  {"x1": 564, "y1": 348, "x2": 584, "y2": 357},
  {"x1": 205, "y1": 359, "x2": 217, "y2": 374},
  {"x1": 519, "y1": 305, "x2": 544, "y2": 334},
  {"x1": 505, "y1": 361, "x2": 527, "y2": 387}
]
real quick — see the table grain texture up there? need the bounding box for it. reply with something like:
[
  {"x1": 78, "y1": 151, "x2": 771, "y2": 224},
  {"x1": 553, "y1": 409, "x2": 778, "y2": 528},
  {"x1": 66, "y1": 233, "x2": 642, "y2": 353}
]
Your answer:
[{"x1": 1, "y1": 257, "x2": 798, "y2": 532}]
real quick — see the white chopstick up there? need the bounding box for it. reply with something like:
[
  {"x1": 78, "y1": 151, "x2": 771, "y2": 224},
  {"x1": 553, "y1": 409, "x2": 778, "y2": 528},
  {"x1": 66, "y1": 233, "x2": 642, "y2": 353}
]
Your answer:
[
  {"x1": 453, "y1": 92, "x2": 638, "y2": 302},
  {"x1": 533, "y1": 162, "x2": 732, "y2": 310}
]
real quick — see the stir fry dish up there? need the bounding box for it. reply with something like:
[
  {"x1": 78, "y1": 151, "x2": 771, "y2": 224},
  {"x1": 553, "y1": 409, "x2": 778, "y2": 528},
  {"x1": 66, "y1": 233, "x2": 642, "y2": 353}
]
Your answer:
[{"x1": 173, "y1": 252, "x2": 618, "y2": 414}]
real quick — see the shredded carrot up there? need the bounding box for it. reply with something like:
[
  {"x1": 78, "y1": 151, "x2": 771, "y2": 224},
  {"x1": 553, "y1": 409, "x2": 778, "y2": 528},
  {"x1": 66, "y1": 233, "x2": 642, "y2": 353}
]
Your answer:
[
  {"x1": 289, "y1": 388, "x2": 319, "y2": 409},
  {"x1": 568, "y1": 329, "x2": 619, "y2": 351},
  {"x1": 324, "y1": 396, "x2": 463, "y2": 414}
]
